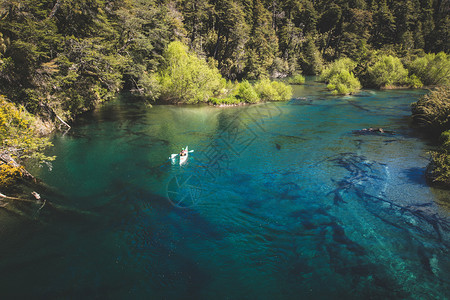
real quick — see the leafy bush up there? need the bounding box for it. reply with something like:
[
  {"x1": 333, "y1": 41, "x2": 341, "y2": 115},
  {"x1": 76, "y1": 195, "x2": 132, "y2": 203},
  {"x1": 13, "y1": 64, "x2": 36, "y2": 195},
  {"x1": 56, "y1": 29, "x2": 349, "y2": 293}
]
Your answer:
[
  {"x1": 441, "y1": 130, "x2": 450, "y2": 151},
  {"x1": 158, "y1": 41, "x2": 225, "y2": 104},
  {"x1": 411, "y1": 86, "x2": 450, "y2": 133},
  {"x1": 408, "y1": 52, "x2": 450, "y2": 86},
  {"x1": 320, "y1": 58, "x2": 357, "y2": 83},
  {"x1": 0, "y1": 96, "x2": 54, "y2": 186},
  {"x1": 320, "y1": 58, "x2": 361, "y2": 95},
  {"x1": 208, "y1": 96, "x2": 240, "y2": 105},
  {"x1": 254, "y1": 79, "x2": 293, "y2": 101},
  {"x1": 412, "y1": 88, "x2": 450, "y2": 188},
  {"x1": 271, "y1": 81, "x2": 293, "y2": 101},
  {"x1": 287, "y1": 74, "x2": 305, "y2": 85},
  {"x1": 408, "y1": 74, "x2": 424, "y2": 89},
  {"x1": 428, "y1": 149, "x2": 450, "y2": 187},
  {"x1": 367, "y1": 55, "x2": 409, "y2": 88},
  {"x1": 326, "y1": 70, "x2": 361, "y2": 95},
  {"x1": 236, "y1": 80, "x2": 259, "y2": 103}
]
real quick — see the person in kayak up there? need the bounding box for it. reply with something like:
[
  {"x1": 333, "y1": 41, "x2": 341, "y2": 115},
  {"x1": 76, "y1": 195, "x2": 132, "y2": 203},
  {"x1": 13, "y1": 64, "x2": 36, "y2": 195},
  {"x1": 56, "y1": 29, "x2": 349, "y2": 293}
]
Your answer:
[{"x1": 180, "y1": 148, "x2": 187, "y2": 156}]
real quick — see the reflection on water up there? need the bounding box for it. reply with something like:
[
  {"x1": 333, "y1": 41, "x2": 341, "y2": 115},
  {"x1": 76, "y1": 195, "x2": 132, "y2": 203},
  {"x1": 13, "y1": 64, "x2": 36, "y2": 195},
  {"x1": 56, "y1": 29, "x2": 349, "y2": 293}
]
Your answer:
[{"x1": 1, "y1": 82, "x2": 449, "y2": 299}]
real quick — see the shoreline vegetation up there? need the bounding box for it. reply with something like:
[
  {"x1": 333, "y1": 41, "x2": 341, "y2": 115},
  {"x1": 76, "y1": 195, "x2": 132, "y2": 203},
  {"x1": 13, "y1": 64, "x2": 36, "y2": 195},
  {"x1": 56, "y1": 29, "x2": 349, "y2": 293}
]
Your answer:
[
  {"x1": 0, "y1": 0, "x2": 449, "y2": 192},
  {"x1": 411, "y1": 86, "x2": 450, "y2": 188}
]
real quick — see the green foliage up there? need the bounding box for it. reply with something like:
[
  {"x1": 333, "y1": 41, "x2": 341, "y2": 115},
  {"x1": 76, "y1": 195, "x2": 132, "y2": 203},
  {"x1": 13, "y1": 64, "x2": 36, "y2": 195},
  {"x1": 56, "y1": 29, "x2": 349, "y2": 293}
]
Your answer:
[
  {"x1": 320, "y1": 58, "x2": 357, "y2": 83},
  {"x1": 408, "y1": 52, "x2": 450, "y2": 86},
  {"x1": 208, "y1": 96, "x2": 240, "y2": 106},
  {"x1": 411, "y1": 86, "x2": 450, "y2": 134},
  {"x1": 367, "y1": 55, "x2": 409, "y2": 88},
  {"x1": 158, "y1": 41, "x2": 225, "y2": 103},
  {"x1": 414, "y1": 88, "x2": 450, "y2": 188},
  {"x1": 300, "y1": 36, "x2": 323, "y2": 75},
  {"x1": 441, "y1": 131, "x2": 450, "y2": 152},
  {"x1": 321, "y1": 58, "x2": 361, "y2": 95},
  {"x1": 428, "y1": 150, "x2": 450, "y2": 187},
  {"x1": 0, "y1": 0, "x2": 448, "y2": 122},
  {"x1": 408, "y1": 74, "x2": 424, "y2": 89},
  {"x1": 326, "y1": 70, "x2": 361, "y2": 95},
  {"x1": 0, "y1": 95, "x2": 54, "y2": 186},
  {"x1": 287, "y1": 74, "x2": 305, "y2": 85},
  {"x1": 254, "y1": 79, "x2": 293, "y2": 101},
  {"x1": 244, "y1": 0, "x2": 278, "y2": 79},
  {"x1": 205, "y1": 0, "x2": 249, "y2": 79},
  {"x1": 236, "y1": 80, "x2": 259, "y2": 103}
]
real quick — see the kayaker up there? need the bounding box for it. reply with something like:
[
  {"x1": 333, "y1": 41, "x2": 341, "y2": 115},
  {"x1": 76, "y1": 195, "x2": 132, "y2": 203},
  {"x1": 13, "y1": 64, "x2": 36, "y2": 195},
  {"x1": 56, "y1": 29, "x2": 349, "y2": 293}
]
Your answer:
[{"x1": 180, "y1": 148, "x2": 187, "y2": 156}]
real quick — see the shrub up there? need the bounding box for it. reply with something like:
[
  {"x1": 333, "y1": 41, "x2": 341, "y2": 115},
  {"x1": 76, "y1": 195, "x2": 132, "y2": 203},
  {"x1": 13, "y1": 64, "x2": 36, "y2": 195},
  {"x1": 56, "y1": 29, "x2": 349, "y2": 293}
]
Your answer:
[
  {"x1": 208, "y1": 96, "x2": 240, "y2": 105},
  {"x1": 236, "y1": 80, "x2": 259, "y2": 103},
  {"x1": 288, "y1": 74, "x2": 305, "y2": 85},
  {"x1": 254, "y1": 79, "x2": 293, "y2": 101},
  {"x1": 441, "y1": 130, "x2": 450, "y2": 151},
  {"x1": 408, "y1": 74, "x2": 424, "y2": 89},
  {"x1": 320, "y1": 58, "x2": 361, "y2": 95},
  {"x1": 427, "y1": 150, "x2": 450, "y2": 187},
  {"x1": 408, "y1": 52, "x2": 450, "y2": 86},
  {"x1": 320, "y1": 58, "x2": 357, "y2": 83},
  {"x1": 326, "y1": 70, "x2": 361, "y2": 95},
  {"x1": 158, "y1": 41, "x2": 225, "y2": 103},
  {"x1": 367, "y1": 55, "x2": 409, "y2": 88},
  {"x1": 411, "y1": 86, "x2": 450, "y2": 133},
  {"x1": 0, "y1": 96, "x2": 54, "y2": 186},
  {"x1": 273, "y1": 81, "x2": 293, "y2": 100},
  {"x1": 412, "y1": 88, "x2": 450, "y2": 188}
]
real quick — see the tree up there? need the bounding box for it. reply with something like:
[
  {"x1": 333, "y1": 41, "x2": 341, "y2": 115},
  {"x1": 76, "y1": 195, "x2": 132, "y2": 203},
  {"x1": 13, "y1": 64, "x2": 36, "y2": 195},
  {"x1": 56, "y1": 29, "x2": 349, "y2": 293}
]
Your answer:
[
  {"x1": 0, "y1": 96, "x2": 54, "y2": 186},
  {"x1": 177, "y1": 0, "x2": 213, "y2": 54},
  {"x1": 278, "y1": 17, "x2": 303, "y2": 74},
  {"x1": 299, "y1": 35, "x2": 323, "y2": 75},
  {"x1": 411, "y1": 86, "x2": 450, "y2": 134},
  {"x1": 245, "y1": 0, "x2": 279, "y2": 79},
  {"x1": 158, "y1": 41, "x2": 225, "y2": 103},
  {"x1": 370, "y1": 0, "x2": 396, "y2": 48},
  {"x1": 408, "y1": 52, "x2": 450, "y2": 86},
  {"x1": 367, "y1": 54, "x2": 409, "y2": 88},
  {"x1": 210, "y1": 0, "x2": 250, "y2": 79},
  {"x1": 338, "y1": 8, "x2": 373, "y2": 60},
  {"x1": 320, "y1": 58, "x2": 361, "y2": 95}
]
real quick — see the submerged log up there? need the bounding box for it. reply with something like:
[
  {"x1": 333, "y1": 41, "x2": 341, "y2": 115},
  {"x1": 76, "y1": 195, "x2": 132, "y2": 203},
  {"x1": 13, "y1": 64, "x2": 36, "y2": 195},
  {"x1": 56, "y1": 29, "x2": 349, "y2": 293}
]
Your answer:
[{"x1": 352, "y1": 128, "x2": 395, "y2": 135}]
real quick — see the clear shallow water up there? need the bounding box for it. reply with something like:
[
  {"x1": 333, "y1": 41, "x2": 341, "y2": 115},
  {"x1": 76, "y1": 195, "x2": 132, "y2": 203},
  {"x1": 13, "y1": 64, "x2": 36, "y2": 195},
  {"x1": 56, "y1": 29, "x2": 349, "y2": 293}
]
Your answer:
[{"x1": 1, "y1": 80, "x2": 449, "y2": 299}]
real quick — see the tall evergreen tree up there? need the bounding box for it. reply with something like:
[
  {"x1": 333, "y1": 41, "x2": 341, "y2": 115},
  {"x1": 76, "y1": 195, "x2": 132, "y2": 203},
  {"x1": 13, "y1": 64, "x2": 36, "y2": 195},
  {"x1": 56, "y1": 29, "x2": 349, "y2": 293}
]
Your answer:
[
  {"x1": 245, "y1": 0, "x2": 279, "y2": 78},
  {"x1": 211, "y1": 0, "x2": 250, "y2": 79}
]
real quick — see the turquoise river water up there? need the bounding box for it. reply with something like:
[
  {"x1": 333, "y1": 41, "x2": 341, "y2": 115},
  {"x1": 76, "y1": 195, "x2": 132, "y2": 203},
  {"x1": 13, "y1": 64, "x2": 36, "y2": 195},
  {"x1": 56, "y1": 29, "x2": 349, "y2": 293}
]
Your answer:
[{"x1": 0, "y1": 79, "x2": 449, "y2": 299}]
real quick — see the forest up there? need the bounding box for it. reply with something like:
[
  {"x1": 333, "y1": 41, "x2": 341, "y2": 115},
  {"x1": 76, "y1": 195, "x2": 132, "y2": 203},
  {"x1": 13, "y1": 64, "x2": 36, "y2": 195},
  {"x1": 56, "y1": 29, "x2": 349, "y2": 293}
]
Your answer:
[{"x1": 0, "y1": 0, "x2": 449, "y2": 187}]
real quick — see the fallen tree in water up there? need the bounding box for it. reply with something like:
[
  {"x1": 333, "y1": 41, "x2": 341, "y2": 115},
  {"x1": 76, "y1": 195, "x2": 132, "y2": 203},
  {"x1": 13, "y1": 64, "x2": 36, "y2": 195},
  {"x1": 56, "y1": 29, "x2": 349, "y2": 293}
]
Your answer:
[
  {"x1": 0, "y1": 184, "x2": 96, "y2": 222},
  {"x1": 0, "y1": 96, "x2": 85, "y2": 219}
]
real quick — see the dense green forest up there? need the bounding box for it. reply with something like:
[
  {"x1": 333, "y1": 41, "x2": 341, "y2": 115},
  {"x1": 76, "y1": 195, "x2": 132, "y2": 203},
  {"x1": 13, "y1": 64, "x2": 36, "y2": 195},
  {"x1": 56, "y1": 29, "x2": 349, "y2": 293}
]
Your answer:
[
  {"x1": 0, "y1": 0, "x2": 448, "y2": 117},
  {"x1": 0, "y1": 0, "x2": 449, "y2": 187}
]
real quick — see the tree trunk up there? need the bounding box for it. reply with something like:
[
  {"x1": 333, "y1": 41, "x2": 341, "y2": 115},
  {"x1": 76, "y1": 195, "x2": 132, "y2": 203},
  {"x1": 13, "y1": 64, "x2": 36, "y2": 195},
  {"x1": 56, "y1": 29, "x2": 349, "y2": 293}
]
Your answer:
[{"x1": 48, "y1": 0, "x2": 62, "y2": 19}]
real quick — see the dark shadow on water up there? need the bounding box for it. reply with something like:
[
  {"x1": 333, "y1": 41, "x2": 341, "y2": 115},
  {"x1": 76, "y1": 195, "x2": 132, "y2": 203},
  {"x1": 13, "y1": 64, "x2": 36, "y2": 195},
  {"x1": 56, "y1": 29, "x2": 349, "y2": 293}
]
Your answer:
[{"x1": 403, "y1": 167, "x2": 428, "y2": 186}]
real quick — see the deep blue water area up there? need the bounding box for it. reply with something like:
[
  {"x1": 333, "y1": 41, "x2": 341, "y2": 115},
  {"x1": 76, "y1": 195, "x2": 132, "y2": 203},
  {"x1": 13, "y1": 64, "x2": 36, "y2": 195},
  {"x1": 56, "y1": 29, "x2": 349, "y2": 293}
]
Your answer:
[{"x1": 1, "y1": 80, "x2": 449, "y2": 299}]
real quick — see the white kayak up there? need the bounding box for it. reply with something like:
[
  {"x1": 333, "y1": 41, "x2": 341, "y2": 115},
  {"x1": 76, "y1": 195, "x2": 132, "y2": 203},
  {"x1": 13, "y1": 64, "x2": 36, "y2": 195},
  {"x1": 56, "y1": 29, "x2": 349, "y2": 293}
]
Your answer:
[
  {"x1": 179, "y1": 146, "x2": 188, "y2": 165},
  {"x1": 170, "y1": 146, "x2": 192, "y2": 165}
]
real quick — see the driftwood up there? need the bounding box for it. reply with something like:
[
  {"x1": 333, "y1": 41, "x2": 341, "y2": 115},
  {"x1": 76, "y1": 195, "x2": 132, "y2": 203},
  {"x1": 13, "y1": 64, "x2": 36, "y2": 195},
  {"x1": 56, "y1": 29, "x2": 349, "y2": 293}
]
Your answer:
[
  {"x1": 39, "y1": 101, "x2": 71, "y2": 130},
  {"x1": 0, "y1": 190, "x2": 96, "y2": 221},
  {"x1": 0, "y1": 192, "x2": 38, "y2": 203}
]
